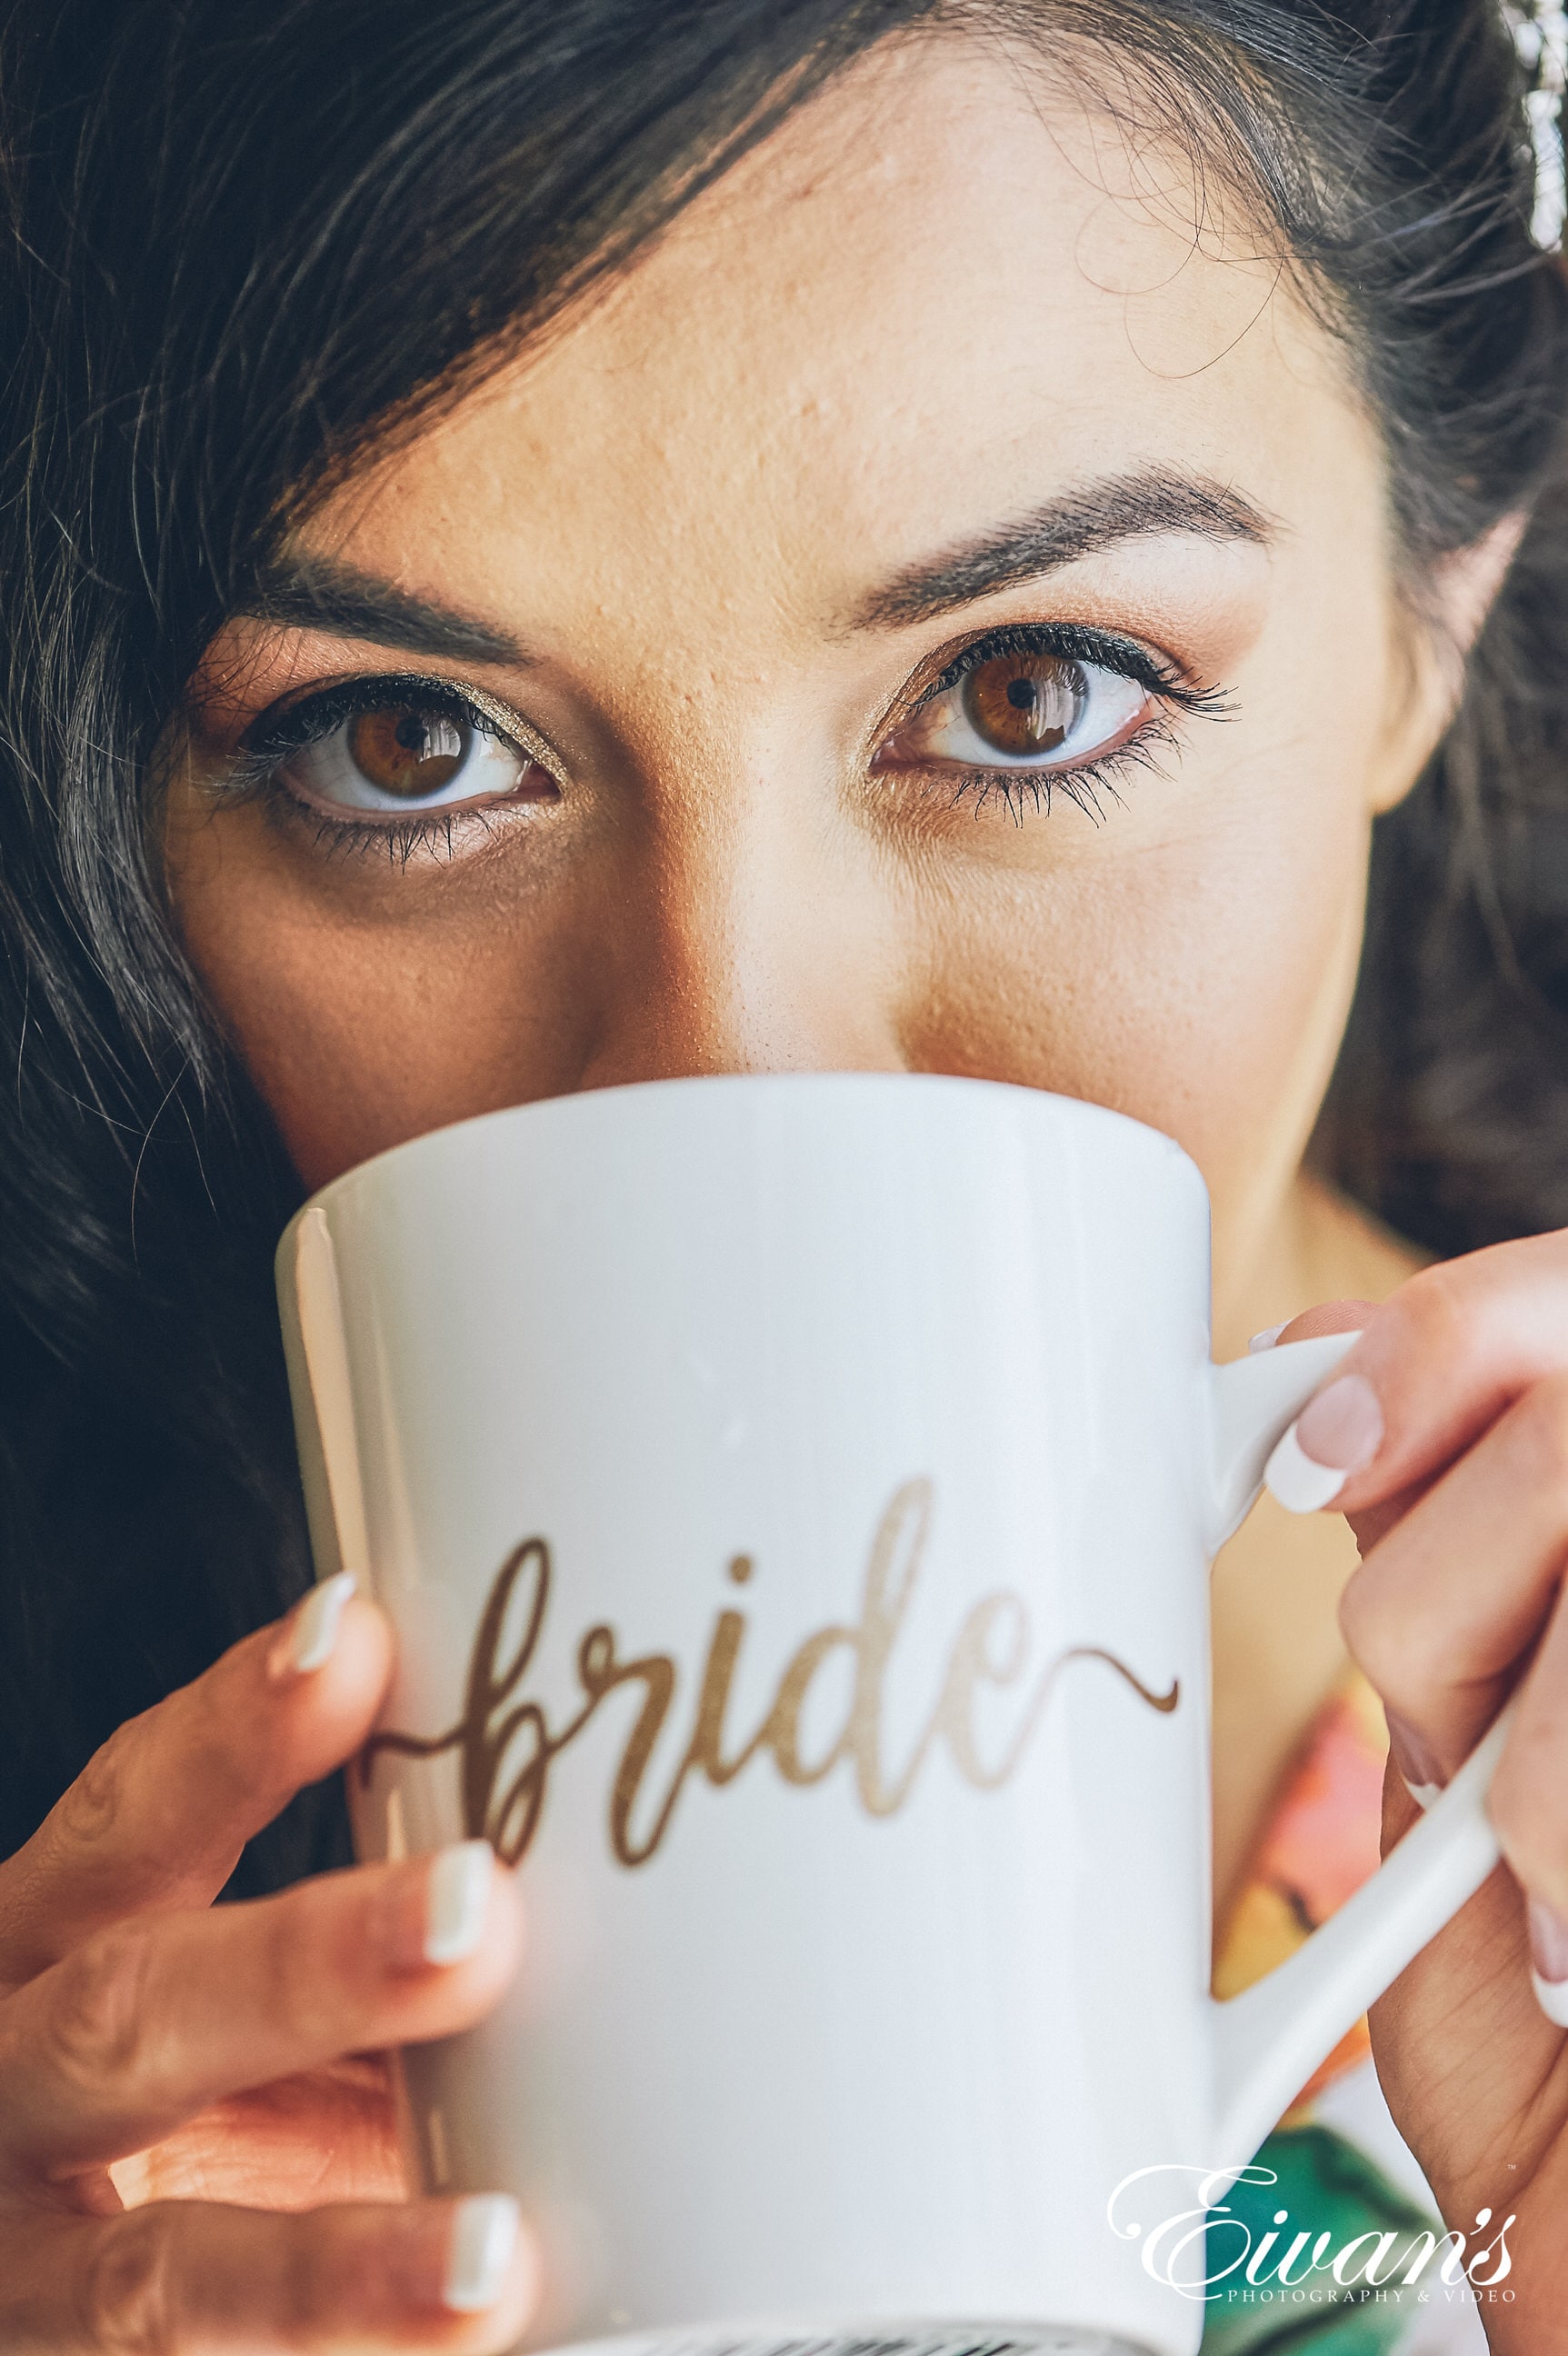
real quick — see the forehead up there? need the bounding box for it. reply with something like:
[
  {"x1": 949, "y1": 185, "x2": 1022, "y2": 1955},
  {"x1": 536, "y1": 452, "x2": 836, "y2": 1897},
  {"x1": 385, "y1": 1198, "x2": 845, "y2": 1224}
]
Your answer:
[{"x1": 315, "y1": 34, "x2": 1373, "y2": 631}]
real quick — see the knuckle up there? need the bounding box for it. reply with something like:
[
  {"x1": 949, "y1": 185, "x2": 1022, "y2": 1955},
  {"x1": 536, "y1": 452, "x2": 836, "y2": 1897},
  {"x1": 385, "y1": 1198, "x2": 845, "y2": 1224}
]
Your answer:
[
  {"x1": 48, "y1": 1921, "x2": 158, "y2": 2096},
  {"x1": 52, "y1": 1723, "x2": 141, "y2": 1858},
  {"x1": 1511, "y1": 1371, "x2": 1568, "y2": 1494},
  {"x1": 79, "y1": 2208, "x2": 181, "y2": 2356},
  {"x1": 1338, "y1": 1566, "x2": 1398, "y2": 1681},
  {"x1": 1336, "y1": 1577, "x2": 1380, "y2": 1678},
  {"x1": 1385, "y1": 1263, "x2": 1473, "y2": 1364},
  {"x1": 1338, "y1": 1568, "x2": 1437, "y2": 1716}
]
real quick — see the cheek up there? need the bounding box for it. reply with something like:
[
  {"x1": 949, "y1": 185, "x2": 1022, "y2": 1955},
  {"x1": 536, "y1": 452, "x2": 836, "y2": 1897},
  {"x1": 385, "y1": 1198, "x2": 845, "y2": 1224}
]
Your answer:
[
  {"x1": 934, "y1": 559, "x2": 1400, "y2": 1246},
  {"x1": 167, "y1": 804, "x2": 616, "y2": 1189},
  {"x1": 904, "y1": 774, "x2": 1372, "y2": 1243},
  {"x1": 174, "y1": 790, "x2": 1370, "y2": 1207},
  {"x1": 169, "y1": 583, "x2": 1384, "y2": 1217}
]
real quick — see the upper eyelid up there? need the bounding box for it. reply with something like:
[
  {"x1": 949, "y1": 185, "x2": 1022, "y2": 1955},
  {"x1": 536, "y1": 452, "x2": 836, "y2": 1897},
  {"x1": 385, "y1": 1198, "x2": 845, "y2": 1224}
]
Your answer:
[
  {"x1": 244, "y1": 670, "x2": 556, "y2": 770},
  {"x1": 255, "y1": 620, "x2": 1192, "y2": 742},
  {"x1": 232, "y1": 626, "x2": 1211, "y2": 801},
  {"x1": 894, "y1": 621, "x2": 1197, "y2": 726}
]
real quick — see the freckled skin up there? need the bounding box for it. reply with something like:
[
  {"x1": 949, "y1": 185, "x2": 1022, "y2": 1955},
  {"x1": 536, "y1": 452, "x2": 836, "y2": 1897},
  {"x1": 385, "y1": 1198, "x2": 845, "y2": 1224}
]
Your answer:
[{"x1": 165, "y1": 35, "x2": 1487, "y2": 1894}]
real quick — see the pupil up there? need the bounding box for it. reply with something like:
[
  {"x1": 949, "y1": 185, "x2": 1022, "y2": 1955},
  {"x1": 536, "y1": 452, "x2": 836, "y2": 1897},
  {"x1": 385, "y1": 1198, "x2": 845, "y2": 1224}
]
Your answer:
[{"x1": 1006, "y1": 678, "x2": 1037, "y2": 710}]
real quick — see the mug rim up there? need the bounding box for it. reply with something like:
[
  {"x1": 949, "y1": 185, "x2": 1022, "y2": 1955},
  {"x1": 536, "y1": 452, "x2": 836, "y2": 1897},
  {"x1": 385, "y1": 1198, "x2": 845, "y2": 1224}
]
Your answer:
[{"x1": 278, "y1": 1071, "x2": 1204, "y2": 1255}]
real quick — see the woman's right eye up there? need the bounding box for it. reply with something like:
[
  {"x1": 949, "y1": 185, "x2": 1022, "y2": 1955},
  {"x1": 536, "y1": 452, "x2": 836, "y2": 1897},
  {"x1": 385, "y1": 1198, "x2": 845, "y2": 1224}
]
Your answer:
[{"x1": 272, "y1": 694, "x2": 554, "y2": 816}]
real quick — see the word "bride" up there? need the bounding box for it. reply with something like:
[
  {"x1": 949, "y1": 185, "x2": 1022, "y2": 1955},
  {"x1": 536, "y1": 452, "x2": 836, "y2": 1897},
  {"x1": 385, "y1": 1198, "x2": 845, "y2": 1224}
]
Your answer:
[{"x1": 364, "y1": 1478, "x2": 1177, "y2": 1869}]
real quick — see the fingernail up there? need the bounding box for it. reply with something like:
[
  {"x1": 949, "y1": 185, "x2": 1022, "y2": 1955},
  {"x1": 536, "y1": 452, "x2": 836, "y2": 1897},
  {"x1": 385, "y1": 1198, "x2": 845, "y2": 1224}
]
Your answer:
[
  {"x1": 1264, "y1": 1374, "x2": 1383, "y2": 1512},
  {"x1": 424, "y1": 1840, "x2": 494, "y2": 1966},
  {"x1": 1248, "y1": 1323, "x2": 1287, "y2": 1353},
  {"x1": 269, "y1": 1571, "x2": 356, "y2": 1679},
  {"x1": 444, "y1": 2193, "x2": 522, "y2": 2312},
  {"x1": 1264, "y1": 1422, "x2": 1349, "y2": 1512},
  {"x1": 1385, "y1": 1711, "x2": 1445, "y2": 1811},
  {"x1": 1529, "y1": 1899, "x2": 1568, "y2": 2026}
]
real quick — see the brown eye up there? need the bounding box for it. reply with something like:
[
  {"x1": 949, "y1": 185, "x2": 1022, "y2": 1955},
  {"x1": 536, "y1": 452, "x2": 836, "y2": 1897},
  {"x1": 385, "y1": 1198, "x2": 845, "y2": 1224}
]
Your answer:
[
  {"x1": 874, "y1": 641, "x2": 1148, "y2": 782},
  {"x1": 961, "y1": 654, "x2": 1085, "y2": 756},
  {"x1": 347, "y1": 704, "x2": 468, "y2": 797},
  {"x1": 274, "y1": 690, "x2": 544, "y2": 815}
]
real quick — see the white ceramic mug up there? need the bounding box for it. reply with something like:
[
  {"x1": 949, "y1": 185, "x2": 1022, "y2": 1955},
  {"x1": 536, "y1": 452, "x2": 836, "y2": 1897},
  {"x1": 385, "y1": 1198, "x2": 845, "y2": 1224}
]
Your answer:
[{"x1": 276, "y1": 1074, "x2": 1505, "y2": 2356}]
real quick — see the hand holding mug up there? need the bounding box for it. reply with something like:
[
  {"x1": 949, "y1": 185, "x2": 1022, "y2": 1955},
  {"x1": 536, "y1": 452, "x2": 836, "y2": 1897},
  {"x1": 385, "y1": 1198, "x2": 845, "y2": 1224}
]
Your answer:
[
  {"x1": 1264, "y1": 1239, "x2": 1568, "y2": 2351},
  {"x1": 0, "y1": 1585, "x2": 535, "y2": 2351}
]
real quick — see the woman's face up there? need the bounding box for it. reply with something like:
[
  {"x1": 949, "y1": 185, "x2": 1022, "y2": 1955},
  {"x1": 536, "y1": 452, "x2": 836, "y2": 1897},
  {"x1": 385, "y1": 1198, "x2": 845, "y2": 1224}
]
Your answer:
[{"x1": 166, "y1": 37, "x2": 1457, "y2": 1324}]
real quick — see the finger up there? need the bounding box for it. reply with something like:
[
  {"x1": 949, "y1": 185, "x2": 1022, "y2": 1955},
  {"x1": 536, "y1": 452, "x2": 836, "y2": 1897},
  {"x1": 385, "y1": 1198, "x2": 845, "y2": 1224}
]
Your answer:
[
  {"x1": 108, "y1": 2054, "x2": 405, "y2": 2209},
  {"x1": 1487, "y1": 1582, "x2": 1568, "y2": 2032},
  {"x1": 0, "y1": 1577, "x2": 393, "y2": 1979},
  {"x1": 1339, "y1": 1369, "x2": 1568, "y2": 1778},
  {"x1": 1256, "y1": 1303, "x2": 1429, "y2": 1547},
  {"x1": 0, "y1": 2193, "x2": 537, "y2": 2352},
  {"x1": 0, "y1": 1842, "x2": 522, "y2": 2177},
  {"x1": 1262, "y1": 1235, "x2": 1568, "y2": 1522}
]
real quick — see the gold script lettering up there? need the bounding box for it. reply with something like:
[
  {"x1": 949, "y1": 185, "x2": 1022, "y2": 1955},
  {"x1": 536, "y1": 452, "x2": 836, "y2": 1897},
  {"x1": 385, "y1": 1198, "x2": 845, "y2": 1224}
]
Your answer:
[{"x1": 361, "y1": 1481, "x2": 1178, "y2": 1868}]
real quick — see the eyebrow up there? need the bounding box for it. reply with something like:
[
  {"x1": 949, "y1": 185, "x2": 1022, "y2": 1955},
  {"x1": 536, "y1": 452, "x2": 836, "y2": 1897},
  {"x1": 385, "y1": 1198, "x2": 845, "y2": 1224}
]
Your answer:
[
  {"x1": 234, "y1": 468, "x2": 1267, "y2": 659},
  {"x1": 236, "y1": 552, "x2": 526, "y2": 666},
  {"x1": 848, "y1": 468, "x2": 1273, "y2": 632}
]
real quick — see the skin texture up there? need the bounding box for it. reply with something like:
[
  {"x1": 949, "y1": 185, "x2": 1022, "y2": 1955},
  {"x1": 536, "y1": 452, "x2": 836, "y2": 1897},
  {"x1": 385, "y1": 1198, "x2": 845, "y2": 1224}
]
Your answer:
[{"x1": 5, "y1": 31, "x2": 1568, "y2": 2351}]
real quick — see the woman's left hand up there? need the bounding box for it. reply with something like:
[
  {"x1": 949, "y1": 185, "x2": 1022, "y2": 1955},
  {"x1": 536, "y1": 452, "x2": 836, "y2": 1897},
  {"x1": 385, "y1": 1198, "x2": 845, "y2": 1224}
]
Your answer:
[{"x1": 1272, "y1": 1233, "x2": 1568, "y2": 2347}]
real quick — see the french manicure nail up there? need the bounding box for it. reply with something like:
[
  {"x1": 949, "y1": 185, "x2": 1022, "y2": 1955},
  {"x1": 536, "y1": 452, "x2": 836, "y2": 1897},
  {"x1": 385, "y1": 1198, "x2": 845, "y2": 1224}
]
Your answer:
[
  {"x1": 1264, "y1": 1422, "x2": 1349, "y2": 1512},
  {"x1": 424, "y1": 1840, "x2": 494, "y2": 1966},
  {"x1": 1248, "y1": 1323, "x2": 1287, "y2": 1353},
  {"x1": 270, "y1": 1571, "x2": 356, "y2": 1679},
  {"x1": 1529, "y1": 1899, "x2": 1568, "y2": 2026},
  {"x1": 1264, "y1": 1374, "x2": 1383, "y2": 1513},
  {"x1": 1385, "y1": 1711, "x2": 1445, "y2": 1811},
  {"x1": 444, "y1": 2193, "x2": 522, "y2": 2311}
]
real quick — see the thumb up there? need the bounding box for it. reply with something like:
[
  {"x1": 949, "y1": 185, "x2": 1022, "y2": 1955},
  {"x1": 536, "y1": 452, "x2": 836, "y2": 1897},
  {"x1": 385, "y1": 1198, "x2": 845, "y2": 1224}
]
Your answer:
[{"x1": 1259, "y1": 1298, "x2": 1411, "y2": 1550}]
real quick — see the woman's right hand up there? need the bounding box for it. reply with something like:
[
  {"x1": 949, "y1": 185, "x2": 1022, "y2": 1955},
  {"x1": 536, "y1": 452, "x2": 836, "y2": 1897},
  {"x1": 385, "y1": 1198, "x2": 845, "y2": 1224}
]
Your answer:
[{"x1": 0, "y1": 1575, "x2": 536, "y2": 2351}]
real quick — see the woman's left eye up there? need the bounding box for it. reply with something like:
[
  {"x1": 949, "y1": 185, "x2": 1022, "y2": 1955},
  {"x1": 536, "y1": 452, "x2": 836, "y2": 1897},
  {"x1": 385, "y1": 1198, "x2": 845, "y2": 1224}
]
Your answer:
[
  {"x1": 876, "y1": 645, "x2": 1152, "y2": 774},
  {"x1": 272, "y1": 694, "x2": 549, "y2": 814}
]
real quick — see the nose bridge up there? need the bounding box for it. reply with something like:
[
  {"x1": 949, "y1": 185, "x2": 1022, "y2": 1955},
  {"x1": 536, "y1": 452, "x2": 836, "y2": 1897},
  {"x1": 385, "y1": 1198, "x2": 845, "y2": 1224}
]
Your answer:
[{"x1": 576, "y1": 735, "x2": 910, "y2": 1091}]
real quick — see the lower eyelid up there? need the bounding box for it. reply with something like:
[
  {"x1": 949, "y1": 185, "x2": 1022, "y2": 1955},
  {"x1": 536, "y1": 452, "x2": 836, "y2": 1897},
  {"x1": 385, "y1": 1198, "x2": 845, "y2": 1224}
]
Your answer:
[
  {"x1": 280, "y1": 778, "x2": 539, "y2": 825},
  {"x1": 892, "y1": 710, "x2": 1183, "y2": 822},
  {"x1": 881, "y1": 697, "x2": 1154, "y2": 777}
]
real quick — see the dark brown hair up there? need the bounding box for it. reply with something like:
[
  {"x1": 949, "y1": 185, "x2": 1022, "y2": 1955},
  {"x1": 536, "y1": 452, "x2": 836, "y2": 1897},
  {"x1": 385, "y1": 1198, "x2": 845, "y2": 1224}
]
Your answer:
[{"x1": 0, "y1": 0, "x2": 1563, "y2": 1884}]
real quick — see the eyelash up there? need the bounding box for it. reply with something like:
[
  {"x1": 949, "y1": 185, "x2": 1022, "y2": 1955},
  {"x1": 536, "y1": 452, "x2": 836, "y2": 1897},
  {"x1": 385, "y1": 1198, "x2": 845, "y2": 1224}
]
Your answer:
[
  {"x1": 222, "y1": 624, "x2": 1232, "y2": 861},
  {"x1": 226, "y1": 673, "x2": 533, "y2": 865},
  {"x1": 893, "y1": 621, "x2": 1231, "y2": 827}
]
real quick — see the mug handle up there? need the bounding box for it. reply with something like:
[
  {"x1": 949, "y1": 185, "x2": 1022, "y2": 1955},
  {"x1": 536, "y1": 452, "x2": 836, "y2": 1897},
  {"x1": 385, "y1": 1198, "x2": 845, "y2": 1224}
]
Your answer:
[{"x1": 1203, "y1": 1337, "x2": 1508, "y2": 2166}]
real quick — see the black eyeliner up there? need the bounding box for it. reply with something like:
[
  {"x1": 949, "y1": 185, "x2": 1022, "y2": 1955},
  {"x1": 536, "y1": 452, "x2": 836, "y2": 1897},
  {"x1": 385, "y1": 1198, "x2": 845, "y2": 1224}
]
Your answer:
[
  {"x1": 238, "y1": 670, "x2": 517, "y2": 764},
  {"x1": 918, "y1": 620, "x2": 1230, "y2": 718}
]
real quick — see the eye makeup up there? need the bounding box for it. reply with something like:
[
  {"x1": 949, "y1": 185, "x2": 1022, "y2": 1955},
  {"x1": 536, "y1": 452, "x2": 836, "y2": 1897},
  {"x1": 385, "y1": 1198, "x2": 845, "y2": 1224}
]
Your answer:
[
  {"x1": 196, "y1": 615, "x2": 1233, "y2": 864},
  {"x1": 207, "y1": 669, "x2": 561, "y2": 863},
  {"x1": 874, "y1": 620, "x2": 1232, "y2": 824}
]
